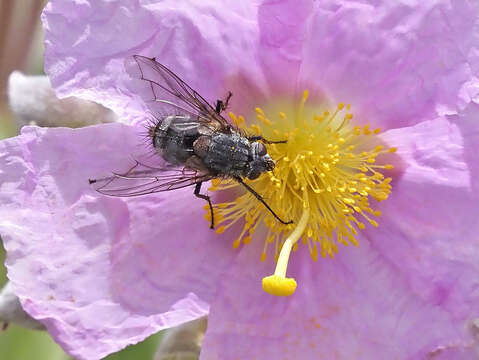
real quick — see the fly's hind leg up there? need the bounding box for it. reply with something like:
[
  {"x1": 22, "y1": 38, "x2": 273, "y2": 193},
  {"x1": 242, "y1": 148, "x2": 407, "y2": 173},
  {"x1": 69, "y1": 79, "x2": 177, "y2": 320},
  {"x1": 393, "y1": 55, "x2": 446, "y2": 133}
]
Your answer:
[
  {"x1": 215, "y1": 91, "x2": 233, "y2": 114},
  {"x1": 194, "y1": 182, "x2": 214, "y2": 229}
]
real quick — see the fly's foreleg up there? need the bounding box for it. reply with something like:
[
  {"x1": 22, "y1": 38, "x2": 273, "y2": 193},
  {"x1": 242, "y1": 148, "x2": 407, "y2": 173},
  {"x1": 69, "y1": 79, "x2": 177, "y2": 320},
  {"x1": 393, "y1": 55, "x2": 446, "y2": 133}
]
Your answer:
[
  {"x1": 215, "y1": 91, "x2": 233, "y2": 114},
  {"x1": 194, "y1": 182, "x2": 214, "y2": 229},
  {"x1": 247, "y1": 135, "x2": 287, "y2": 144},
  {"x1": 234, "y1": 177, "x2": 293, "y2": 225}
]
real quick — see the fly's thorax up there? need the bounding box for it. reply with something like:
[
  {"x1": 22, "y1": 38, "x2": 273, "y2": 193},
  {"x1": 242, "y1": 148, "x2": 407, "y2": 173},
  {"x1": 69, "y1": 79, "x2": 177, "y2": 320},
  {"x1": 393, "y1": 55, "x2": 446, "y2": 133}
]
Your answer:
[{"x1": 201, "y1": 132, "x2": 250, "y2": 177}]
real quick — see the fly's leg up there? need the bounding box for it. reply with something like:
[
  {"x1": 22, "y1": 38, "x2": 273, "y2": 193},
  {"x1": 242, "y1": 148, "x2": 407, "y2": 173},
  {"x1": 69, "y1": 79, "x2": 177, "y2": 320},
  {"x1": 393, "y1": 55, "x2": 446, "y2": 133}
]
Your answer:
[
  {"x1": 248, "y1": 135, "x2": 287, "y2": 144},
  {"x1": 234, "y1": 176, "x2": 293, "y2": 225},
  {"x1": 194, "y1": 182, "x2": 214, "y2": 229},
  {"x1": 224, "y1": 91, "x2": 233, "y2": 109},
  {"x1": 215, "y1": 91, "x2": 233, "y2": 114}
]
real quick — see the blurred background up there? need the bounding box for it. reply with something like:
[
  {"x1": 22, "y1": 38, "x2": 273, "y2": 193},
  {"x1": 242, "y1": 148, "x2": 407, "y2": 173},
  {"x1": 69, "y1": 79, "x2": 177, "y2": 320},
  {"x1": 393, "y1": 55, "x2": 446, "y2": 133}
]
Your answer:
[{"x1": 0, "y1": 1, "x2": 163, "y2": 359}]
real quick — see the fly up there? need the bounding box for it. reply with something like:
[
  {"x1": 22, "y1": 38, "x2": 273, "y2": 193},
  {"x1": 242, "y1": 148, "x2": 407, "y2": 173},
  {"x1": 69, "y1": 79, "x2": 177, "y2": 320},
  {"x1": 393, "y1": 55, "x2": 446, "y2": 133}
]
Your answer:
[{"x1": 89, "y1": 55, "x2": 293, "y2": 229}]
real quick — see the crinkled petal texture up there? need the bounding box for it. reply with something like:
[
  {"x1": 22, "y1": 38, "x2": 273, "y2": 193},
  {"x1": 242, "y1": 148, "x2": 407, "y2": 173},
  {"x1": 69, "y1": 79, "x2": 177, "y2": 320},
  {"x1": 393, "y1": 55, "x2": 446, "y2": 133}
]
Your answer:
[
  {"x1": 2, "y1": 0, "x2": 475, "y2": 358},
  {"x1": 42, "y1": 0, "x2": 479, "y2": 127},
  {"x1": 0, "y1": 124, "x2": 241, "y2": 359},
  {"x1": 300, "y1": 0, "x2": 479, "y2": 129},
  {"x1": 42, "y1": 0, "x2": 263, "y2": 122}
]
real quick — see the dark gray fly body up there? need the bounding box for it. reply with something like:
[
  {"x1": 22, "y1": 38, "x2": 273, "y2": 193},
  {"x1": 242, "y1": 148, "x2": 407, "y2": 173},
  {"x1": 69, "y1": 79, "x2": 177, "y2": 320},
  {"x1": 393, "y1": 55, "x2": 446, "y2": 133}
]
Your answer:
[{"x1": 90, "y1": 55, "x2": 292, "y2": 229}]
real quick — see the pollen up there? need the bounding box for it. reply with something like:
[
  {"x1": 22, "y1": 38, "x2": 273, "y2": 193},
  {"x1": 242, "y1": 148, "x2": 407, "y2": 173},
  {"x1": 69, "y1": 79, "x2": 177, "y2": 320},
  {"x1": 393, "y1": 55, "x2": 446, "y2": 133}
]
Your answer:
[{"x1": 210, "y1": 91, "x2": 394, "y2": 296}]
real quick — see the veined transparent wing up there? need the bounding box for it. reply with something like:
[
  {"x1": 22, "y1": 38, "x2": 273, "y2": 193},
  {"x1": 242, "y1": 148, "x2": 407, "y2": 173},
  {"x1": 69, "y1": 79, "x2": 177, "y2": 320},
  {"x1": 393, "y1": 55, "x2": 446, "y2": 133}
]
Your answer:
[
  {"x1": 131, "y1": 55, "x2": 231, "y2": 131},
  {"x1": 89, "y1": 160, "x2": 213, "y2": 197}
]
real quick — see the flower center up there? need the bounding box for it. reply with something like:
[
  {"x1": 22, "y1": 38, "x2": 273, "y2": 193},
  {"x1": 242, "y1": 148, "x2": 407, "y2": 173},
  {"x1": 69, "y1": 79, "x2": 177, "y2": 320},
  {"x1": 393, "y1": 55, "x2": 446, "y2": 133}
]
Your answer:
[{"x1": 206, "y1": 91, "x2": 395, "y2": 296}]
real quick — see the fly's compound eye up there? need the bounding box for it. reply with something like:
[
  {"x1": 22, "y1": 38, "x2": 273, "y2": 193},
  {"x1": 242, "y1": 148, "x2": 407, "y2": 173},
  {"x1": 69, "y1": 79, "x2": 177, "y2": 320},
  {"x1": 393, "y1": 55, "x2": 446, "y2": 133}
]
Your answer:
[
  {"x1": 248, "y1": 171, "x2": 261, "y2": 180},
  {"x1": 257, "y1": 142, "x2": 267, "y2": 156}
]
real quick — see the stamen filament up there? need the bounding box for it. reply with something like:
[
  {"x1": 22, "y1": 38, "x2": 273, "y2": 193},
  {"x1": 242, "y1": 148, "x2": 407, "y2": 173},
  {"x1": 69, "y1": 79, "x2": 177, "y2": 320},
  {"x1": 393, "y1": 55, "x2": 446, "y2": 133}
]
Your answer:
[{"x1": 262, "y1": 210, "x2": 310, "y2": 296}]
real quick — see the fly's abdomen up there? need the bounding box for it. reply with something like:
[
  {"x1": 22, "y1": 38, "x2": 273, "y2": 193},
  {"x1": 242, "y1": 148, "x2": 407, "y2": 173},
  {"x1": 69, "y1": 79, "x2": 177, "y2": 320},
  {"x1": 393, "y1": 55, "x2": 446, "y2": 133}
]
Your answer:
[{"x1": 153, "y1": 115, "x2": 203, "y2": 164}]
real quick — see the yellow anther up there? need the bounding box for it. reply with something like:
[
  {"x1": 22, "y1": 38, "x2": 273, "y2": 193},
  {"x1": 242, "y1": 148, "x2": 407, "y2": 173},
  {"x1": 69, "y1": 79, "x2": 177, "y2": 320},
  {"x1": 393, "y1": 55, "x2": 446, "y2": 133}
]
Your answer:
[
  {"x1": 311, "y1": 246, "x2": 318, "y2": 261},
  {"x1": 251, "y1": 124, "x2": 261, "y2": 134},
  {"x1": 216, "y1": 226, "x2": 226, "y2": 234},
  {"x1": 337, "y1": 102, "x2": 345, "y2": 110},
  {"x1": 228, "y1": 111, "x2": 237, "y2": 122},
  {"x1": 211, "y1": 179, "x2": 222, "y2": 187},
  {"x1": 232, "y1": 238, "x2": 241, "y2": 249}
]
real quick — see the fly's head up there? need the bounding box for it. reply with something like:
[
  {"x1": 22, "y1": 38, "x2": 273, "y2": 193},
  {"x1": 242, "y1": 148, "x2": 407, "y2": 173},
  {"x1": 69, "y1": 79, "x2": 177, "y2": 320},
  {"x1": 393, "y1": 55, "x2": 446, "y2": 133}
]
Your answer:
[{"x1": 246, "y1": 142, "x2": 275, "y2": 180}]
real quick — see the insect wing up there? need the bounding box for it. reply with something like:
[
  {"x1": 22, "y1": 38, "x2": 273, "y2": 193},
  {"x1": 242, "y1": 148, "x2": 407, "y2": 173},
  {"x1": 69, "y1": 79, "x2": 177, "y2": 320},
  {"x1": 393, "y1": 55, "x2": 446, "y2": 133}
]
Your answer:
[
  {"x1": 90, "y1": 161, "x2": 213, "y2": 197},
  {"x1": 131, "y1": 55, "x2": 231, "y2": 130}
]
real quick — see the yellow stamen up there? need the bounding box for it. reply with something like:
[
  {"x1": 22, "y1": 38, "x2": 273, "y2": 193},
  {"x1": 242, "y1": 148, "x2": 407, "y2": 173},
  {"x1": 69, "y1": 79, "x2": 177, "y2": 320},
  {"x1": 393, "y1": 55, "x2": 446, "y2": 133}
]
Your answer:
[
  {"x1": 207, "y1": 93, "x2": 395, "y2": 296},
  {"x1": 262, "y1": 210, "x2": 309, "y2": 296}
]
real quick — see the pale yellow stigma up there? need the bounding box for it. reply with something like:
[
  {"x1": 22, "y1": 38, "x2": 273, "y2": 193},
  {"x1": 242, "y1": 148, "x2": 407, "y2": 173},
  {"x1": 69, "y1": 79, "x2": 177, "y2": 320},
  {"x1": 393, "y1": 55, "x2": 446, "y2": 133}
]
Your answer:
[{"x1": 208, "y1": 90, "x2": 395, "y2": 296}]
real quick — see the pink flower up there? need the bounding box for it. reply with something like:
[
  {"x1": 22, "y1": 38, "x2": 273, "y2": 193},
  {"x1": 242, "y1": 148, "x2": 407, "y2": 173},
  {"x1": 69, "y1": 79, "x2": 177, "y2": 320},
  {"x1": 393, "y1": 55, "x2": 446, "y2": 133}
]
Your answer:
[{"x1": 1, "y1": 0, "x2": 479, "y2": 359}]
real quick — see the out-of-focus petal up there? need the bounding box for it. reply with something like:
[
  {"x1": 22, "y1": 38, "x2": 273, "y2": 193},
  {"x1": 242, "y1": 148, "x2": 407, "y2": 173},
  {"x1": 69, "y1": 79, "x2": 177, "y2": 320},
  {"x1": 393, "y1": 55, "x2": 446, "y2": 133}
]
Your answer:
[
  {"x1": 8, "y1": 71, "x2": 117, "y2": 129},
  {"x1": 256, "y1": 0, "x2": 313, "y2": 95},
  {"x1": 41, "y1": 0, "x2": 261, "y2": 122},
  {"x1": 0, "y1": 281, "x2": 44, "y2": 330},
  {"x1": 299, "y1": 0, "x2": 479, "y2": 128},
  {"x1": 0, "y1": 123, "x2": 239, "y2": 359},
  {"x1": 155, "y1": 316, "x2": 206, "y2": 360}
]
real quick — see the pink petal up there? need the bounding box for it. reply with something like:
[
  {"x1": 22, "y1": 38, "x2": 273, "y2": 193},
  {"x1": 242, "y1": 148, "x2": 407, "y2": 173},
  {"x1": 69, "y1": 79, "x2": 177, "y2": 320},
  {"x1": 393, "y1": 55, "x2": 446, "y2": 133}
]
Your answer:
[
  {"x1": 42, "y1": 0, "x2": 262, "y2": 122},
  {"x1": 0, "y1": 124, "x2": 239, "y2": 359},
  {"x1": 299, "y1": 0, "x2": 479, "y2": 128},
  {"x1": 41, "y1": 0, "x2": 316, "y2": 124},
  {"x1": 256, "y1": 0, "x2": 313, "y2": 95},
  {"x1": 374, "y1": 106, "x2": 479, "y2": 321},
  {"x1": 201, "y1": 242, "x2": 469, "y2": 359}
]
